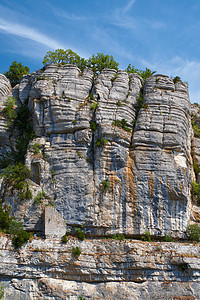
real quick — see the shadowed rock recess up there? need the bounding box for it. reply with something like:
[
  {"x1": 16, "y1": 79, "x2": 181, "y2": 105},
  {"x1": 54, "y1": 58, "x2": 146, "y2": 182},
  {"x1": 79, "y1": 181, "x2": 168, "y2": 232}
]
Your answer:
[{"x1": 0, "y1": 65, "x2": 200, "y2": 299}]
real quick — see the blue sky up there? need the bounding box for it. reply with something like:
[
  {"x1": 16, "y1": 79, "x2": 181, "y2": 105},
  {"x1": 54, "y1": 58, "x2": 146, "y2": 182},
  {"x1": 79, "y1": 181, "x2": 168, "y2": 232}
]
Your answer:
[{"x1": 0, "y1": 0, "x2": 200, "y2": 103}]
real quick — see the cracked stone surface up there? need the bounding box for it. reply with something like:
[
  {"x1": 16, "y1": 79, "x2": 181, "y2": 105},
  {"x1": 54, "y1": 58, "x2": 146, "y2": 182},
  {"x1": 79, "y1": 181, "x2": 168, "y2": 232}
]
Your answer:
[{"x1": 0, "y1": 66, "x2": 195, "y2": 238}]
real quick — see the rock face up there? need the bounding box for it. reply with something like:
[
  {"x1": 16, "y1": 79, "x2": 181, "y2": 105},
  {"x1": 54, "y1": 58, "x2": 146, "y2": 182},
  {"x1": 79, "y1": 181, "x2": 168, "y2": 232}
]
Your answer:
[
  {"x1": 0, "y1": 66, "x2": 194, "y2": 238},
  {"x1": 0, "y1": 65, "x2": 200, "y2": 300},
  {"x1": 0, "y1": 236, "x2": 200, "y2": 300},
  {"x1": 0, "y1": 74, "x2": 12, "y2": 156}
]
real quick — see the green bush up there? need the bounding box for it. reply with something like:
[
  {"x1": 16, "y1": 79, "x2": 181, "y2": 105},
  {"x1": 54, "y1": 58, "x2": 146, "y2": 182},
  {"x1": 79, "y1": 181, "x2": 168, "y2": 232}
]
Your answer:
[
  {"x1": 163, "y1": 234, "x2": 174, "y2": 242},
  {"x1": 0, "y1": 205, "x2": 13, "y2": 232},
  {"x1": 43, "y1": 49, "x2": 87, "y2": 71},
  {"x1": 2, "y1": 96, "x2": 17, "y2": 128},
  {"x1": 8, "y1": 220, "x2": 23, "y2": 236},
  {"x1": 101, "y1": 180, "x2": 111, "y2": 193},
  {"x1": 89, "y1": 92, "x2": 95, "y2": 100},
  {"x1": 112, "y1": 119, "x2": 131, "y2": 132},
  {"x1": 61, "y1": 234, "x2": 68, "y2": 244},
  {"x1": 112, "y1": 234, "x2": 125, "y2": 241},
  {"x1": 90, "y1": 101, "x2": 99, "y2": 110},
  {"x1": 0, "y1": 163, "x2": 32, "y2": 201},
  {"x1": 95, "y1": 138, "x2": 108, "y2": 147},
  {"x1": 87, "y1": 52, "x2": 119, "y2": 73},
  {"x1": 34, "y1": 190, "x2": 47, "y2": 205},
  {"x1": 186, "y1": 224, "x2": 200, "y2": 242},
  {"x1": 191, "y1": 120, "x2": 200, "y2": 138},
  {"x1": 177, "y1": 263, "x2": 189, "y2": 271},
  {"x1": 4, "y1": 61, "x2": 30, "y2": 87},
  {"x1": 0, "y1": 284, "x2": 4, "y2": 300},
  {"x1": 75, "y1": 227, "x2": 85, "y2": 241},
  {"x1": 126, "y1": 65, "x2": 156, "y2": 81},
  {"x1": 89, "y1": 120, "x2": 98, "y2": 132},
  {"x1": 31, "y1": 143, "x2": 41, "y2": 155},
  {"x1": 116, "y1": 100, "x2": 122, "y2": 106},
  {"x1": 72, "y1": 246, "x2": 82, "y2": 257},
  {"x1": 193, "y1": 160, "x2": 200, "y2": 178},
  {"x1": 173, "y1": 76, "x2": 181, "y2": 83},
  {"x1": 192, "y1": 182, "x2": 200, "y2": 205},
  {"x1": 12, "y1": 230, "x2": 31, "y2": 249},
  {"x1": 141, "y1": 231, "x2": 152, "y2": 242}
]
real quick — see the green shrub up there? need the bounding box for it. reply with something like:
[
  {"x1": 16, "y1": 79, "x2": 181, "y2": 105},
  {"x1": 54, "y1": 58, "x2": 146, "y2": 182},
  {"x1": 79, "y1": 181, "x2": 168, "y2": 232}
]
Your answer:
[
  {"x1": 89, "y1": 92, "x2": 95, "y2": 100},
  {"x1": 61, "y1": 234, "x2": 68, "y2": 244},
  {"x1": 112, "y1": 119, "x2": 131, "y2": 132},
  {"x1": 8, "y1": 220, "x2": 23, "y2": 236},
  {"x1": 90, "y1": 120, "x2": 98, "y2": 132},
  {"x1": 0, "y1": 205, "x2": 13, "y2": 232},
  {"x1": 72, "y1": 246, "x2": 82, "y2": 257},
  {"x1": 126, "y1": 65, "x2": 156, "y2": 81},
  {"x1": 141, "y1": 231, "x2": 152, "y2": 242},
  {"x1": 4, "y1": 61, "x2": 30, "y2": 87},
  {"x1": 177, "y1": 263, "x2": 189, "y2": 271},
  {"x1": 90, "y1": 101, "x2": 99, "y2": 110},
  {"x1": 0, "y1": 284, "x2": 4, "y2": 300},
  {"x1": 116, "y1": 100, "x2": 122, "y2": 106},
  {"x1": 191, "y1": 120, "x2": 200, "y2": 138},
  {"x1": 112, "y1": 234, "x2": 125, "y2": 241},
  {"x1": 78, "y1": 296, "x2": 85, "y2": 300},
  {"x1": 192, "y1": 182, "x2": 200, "y2": 205},
  {"x1": 193, "y1": 160, "x2": 200, "y2": 178},
  {"x1": 31, "y1": 143, "x2": 41, "y2": 155},
  {"x1": 75, "y1": 227, "x2": 85, "y2": 241},
  {"x1": 2, "y1": 96, "x2": 17, "y2": 128},
  {"x1": 0, "y1": 163, "x2": 32, "y2": 201},
  {"x1": 136, "y1": 90, "x2": 144, "y2": 112},
  {"x1": 95, "y1": 138, "x2": 108, "y2": 147},
  {"x1": 12, "y1": 230, "x2": 31, "y2": 249},
  {"x1": 101, "y1": 180, "x2": 111, "y2": 193},
  {"x1": 87, "y1": 52, "x2": 119, "y2": 73},
  {"x1": 163, "y1": 234, "x2": 174, "y2": 242},
  {"x1": 186, "y1": 224, "x2": 200, "y2": 242},
  {"x1": 34, "y1": 190, "x2": 47, "y2": 205},
  {"x1": 173, "y1": 76, "x2": 181, "y2": 83}
]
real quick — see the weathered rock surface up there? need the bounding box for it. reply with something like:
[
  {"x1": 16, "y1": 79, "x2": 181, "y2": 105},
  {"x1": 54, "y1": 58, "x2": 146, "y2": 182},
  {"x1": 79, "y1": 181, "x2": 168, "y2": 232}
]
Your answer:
[
  {"x1": 0, "y1": 74, "x2": 12, "y2": 155},
  {"x1": 1, "y1": 65, "x2": 200, "y2": 299},
  {"x1": 0, "y1": 66, "x2": 195, "y2": 238},
  {"x1": 0, "y1": 236, "x2": 200, "y2": 299}
]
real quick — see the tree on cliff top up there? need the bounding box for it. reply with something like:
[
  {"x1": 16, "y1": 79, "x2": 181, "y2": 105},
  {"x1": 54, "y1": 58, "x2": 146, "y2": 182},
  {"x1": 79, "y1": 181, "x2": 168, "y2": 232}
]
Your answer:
[
  {"x1": 42, "y1": 49, "x2": 87, "y2": 70},
  {"x1": 4, "y1": 61, "x2": 30, "y2": 87},
  {"x1": 42, "y1": 49, "x2": 119, "y2": 73},
  {"x1": 125, "y1": 64, "x2": 156, "y2": 81},
  {"x1": 86, "y1": 52, "x2": 119, "y2": 73}
]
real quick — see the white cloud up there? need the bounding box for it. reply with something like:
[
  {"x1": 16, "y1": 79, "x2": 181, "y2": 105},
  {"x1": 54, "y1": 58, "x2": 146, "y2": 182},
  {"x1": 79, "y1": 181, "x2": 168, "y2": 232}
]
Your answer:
[
  {"x1": 123, "y1": 0, "x2": 136, "y2": 14},
  {"x1": 0, "y1": 18, "x2": 65, "y2": 49},
  {"x1": 52, "y1": 8, "x2": 85, "y2": 21}
]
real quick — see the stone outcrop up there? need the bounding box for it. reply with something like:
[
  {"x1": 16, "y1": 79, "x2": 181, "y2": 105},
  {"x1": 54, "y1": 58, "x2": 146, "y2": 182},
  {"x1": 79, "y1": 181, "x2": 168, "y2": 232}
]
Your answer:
[
  {"x1": 0, "y1": 66, "x2": 194, "y2": 238},
  {"x1": 0, "y1": 236, "x2": 200, "y2": 299}
]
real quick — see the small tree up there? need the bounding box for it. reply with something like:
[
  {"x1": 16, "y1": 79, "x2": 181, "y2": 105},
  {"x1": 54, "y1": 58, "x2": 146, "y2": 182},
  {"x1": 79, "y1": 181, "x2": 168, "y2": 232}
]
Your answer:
[
  {"x1": 4, "y1": 61, "x2": 30, "y2": 87},
  {"x1": 186, "y1": 224, "x2": 200, "y2": 242},
  {"x1": 126, "y1": 64, "x2": 156, "y2": 81},
  {"x1": 42, "y1": 49, "x2": 87, "y2": 70},
  {"x1": 87, "y1": 52, "x2": 119, "y2": 73}
]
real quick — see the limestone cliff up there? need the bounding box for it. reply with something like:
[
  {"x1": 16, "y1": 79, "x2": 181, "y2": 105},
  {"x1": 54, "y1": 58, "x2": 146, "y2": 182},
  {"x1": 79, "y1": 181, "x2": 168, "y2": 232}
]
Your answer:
[
  {"x1": 0, "y1": 65, "x2": 200, "y2": 299},
  {"x1": 0, "y1": 65, "x2": 195, "y2": 237}
]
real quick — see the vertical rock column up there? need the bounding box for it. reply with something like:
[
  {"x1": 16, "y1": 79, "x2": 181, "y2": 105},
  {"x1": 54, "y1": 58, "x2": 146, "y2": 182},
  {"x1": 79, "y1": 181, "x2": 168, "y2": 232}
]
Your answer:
[
  {"x1": 92, "y1": 70, "x2": 143, "y2": 235},
  {"x1": 131, "y1": 75, "x2": 192, "y2": 237}
]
